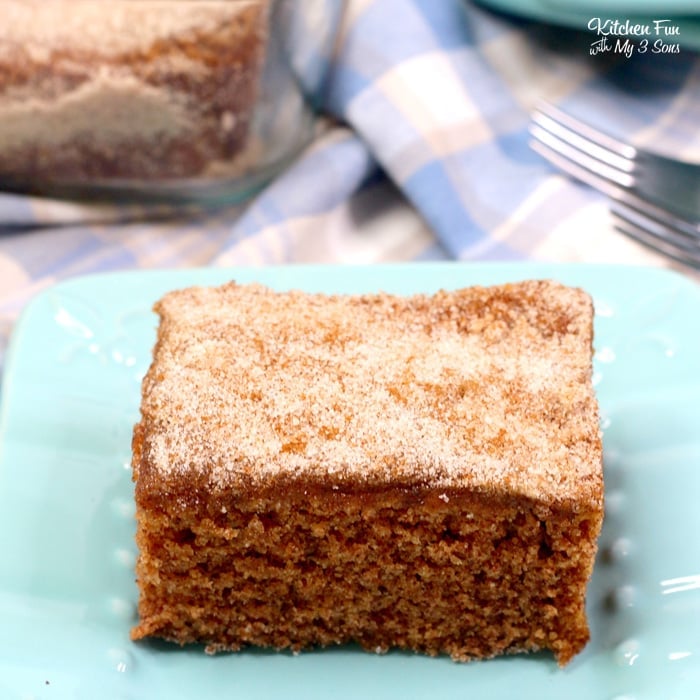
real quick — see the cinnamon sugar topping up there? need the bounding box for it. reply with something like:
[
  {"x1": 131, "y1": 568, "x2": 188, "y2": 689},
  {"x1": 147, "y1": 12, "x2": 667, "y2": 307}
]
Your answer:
[{"x1": 136, "y1": 280, "x2": 602, "y2": 505}]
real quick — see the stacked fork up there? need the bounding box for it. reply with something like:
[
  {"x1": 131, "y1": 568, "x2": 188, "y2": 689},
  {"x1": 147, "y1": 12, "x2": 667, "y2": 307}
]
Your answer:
[{"x1": 530, "y1": 103, "x2": 700, "y2": 270}]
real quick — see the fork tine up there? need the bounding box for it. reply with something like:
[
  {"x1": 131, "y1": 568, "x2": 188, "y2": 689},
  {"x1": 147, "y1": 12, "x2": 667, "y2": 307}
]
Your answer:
[
  {"x1": 531, "y1": 108, "x2": 633, "y2": 180},
  {"x1": 612, "y1": 202, "x2": 700, "y2": 270},
  {"x1": 529, "y1": 123, "x2": 634, "y2": 190},
  {"x1": 612, "y1": 195, "x2": 700, "y2": 240},
  {"x1": 533, "y1": 103, "x2": 636, "y2": 163},
  {"x1": 530, "y1": 103, "x2": 700, "y2": 269},
  {"x1": 530, "y1": 119, "x2": 700, "y2": 240}
]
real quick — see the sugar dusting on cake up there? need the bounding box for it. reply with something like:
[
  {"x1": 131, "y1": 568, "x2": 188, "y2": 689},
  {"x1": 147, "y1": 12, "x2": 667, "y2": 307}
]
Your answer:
[
  {"x1": 0, "y1": 1, "x2": 255, "y2": 56},
  {"x1": 138, "y1": 281, "x2": 602, "y2": 504}
]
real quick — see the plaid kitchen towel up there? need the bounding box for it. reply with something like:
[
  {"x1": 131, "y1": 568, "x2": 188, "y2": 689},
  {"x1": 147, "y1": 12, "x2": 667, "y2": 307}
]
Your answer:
[
  {"x1": 213, "y1": 0, "x2": 700, "y2": 266},
  {"x1": 1, "y1": 0, "x2": 699, "y2": 354}
]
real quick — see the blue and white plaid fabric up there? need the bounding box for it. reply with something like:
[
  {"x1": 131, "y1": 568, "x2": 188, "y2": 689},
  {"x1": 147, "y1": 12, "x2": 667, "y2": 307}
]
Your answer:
[{"x1": 1, "y1": 0, "x2": 699, "y2": 359}]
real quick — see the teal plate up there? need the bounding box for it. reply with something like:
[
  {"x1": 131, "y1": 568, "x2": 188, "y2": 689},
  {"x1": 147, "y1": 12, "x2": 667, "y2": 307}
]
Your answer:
[
  {"x1": 1, "y1": 263, "x2": 699, "y2": 700},
  {"x1": 476, "y1": 0, "x2": 700, "y2": 51}
]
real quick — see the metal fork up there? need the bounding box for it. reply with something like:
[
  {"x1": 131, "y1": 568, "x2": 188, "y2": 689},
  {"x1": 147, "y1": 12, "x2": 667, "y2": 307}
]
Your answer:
[{"x1": 529, "y1": 102, "x2": 700, "y2": 270}]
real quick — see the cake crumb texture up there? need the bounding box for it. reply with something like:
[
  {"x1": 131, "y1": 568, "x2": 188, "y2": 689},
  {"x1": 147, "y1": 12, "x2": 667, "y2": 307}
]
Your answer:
[{"x1": 131, "y1": 279, "x2": 604, "y2": 666}]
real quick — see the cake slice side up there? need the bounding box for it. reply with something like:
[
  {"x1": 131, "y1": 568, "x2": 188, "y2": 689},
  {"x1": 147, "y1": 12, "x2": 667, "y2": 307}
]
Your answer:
[{"x1": 131, "y1": 484, "x2": 601, "y2": 665}]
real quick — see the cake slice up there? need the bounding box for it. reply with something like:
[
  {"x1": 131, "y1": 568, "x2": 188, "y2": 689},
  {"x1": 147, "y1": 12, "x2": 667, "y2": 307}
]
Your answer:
[
  {"x1": 131, "y1": 279, "x2": 603, "y2": 665},
  {"x1": 0, "y1": 1, "x2": 268, "y2": 182}
]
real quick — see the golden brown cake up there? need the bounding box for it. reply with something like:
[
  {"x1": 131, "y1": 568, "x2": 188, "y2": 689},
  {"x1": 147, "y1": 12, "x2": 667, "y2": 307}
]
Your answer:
[
  {"x1": 131, "y1": 279, "x2": 604, "y2": 666},
  {"x1": 0, "y1": 1, "x2": 268, "y2": 182}
]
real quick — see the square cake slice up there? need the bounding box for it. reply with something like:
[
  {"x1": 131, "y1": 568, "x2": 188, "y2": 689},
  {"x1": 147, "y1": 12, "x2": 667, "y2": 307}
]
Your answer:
[{"x1": 131, "y1": 279, "x2": 603, "y2": 665}]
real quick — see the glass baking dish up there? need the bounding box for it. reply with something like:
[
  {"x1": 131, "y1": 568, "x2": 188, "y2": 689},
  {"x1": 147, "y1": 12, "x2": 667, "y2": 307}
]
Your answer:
[{"x1": 0, "y1": 0, "x2": 344, "y2": 205}]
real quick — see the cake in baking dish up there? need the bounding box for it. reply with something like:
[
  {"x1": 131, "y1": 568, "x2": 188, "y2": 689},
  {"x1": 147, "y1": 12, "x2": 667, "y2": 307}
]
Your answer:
[
  {"x1": 0, "y1": 1, "x2": 268, "y2": 182},
  {"x1": 130, "y1": 279, "x2": 604, "y2": 666}
]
